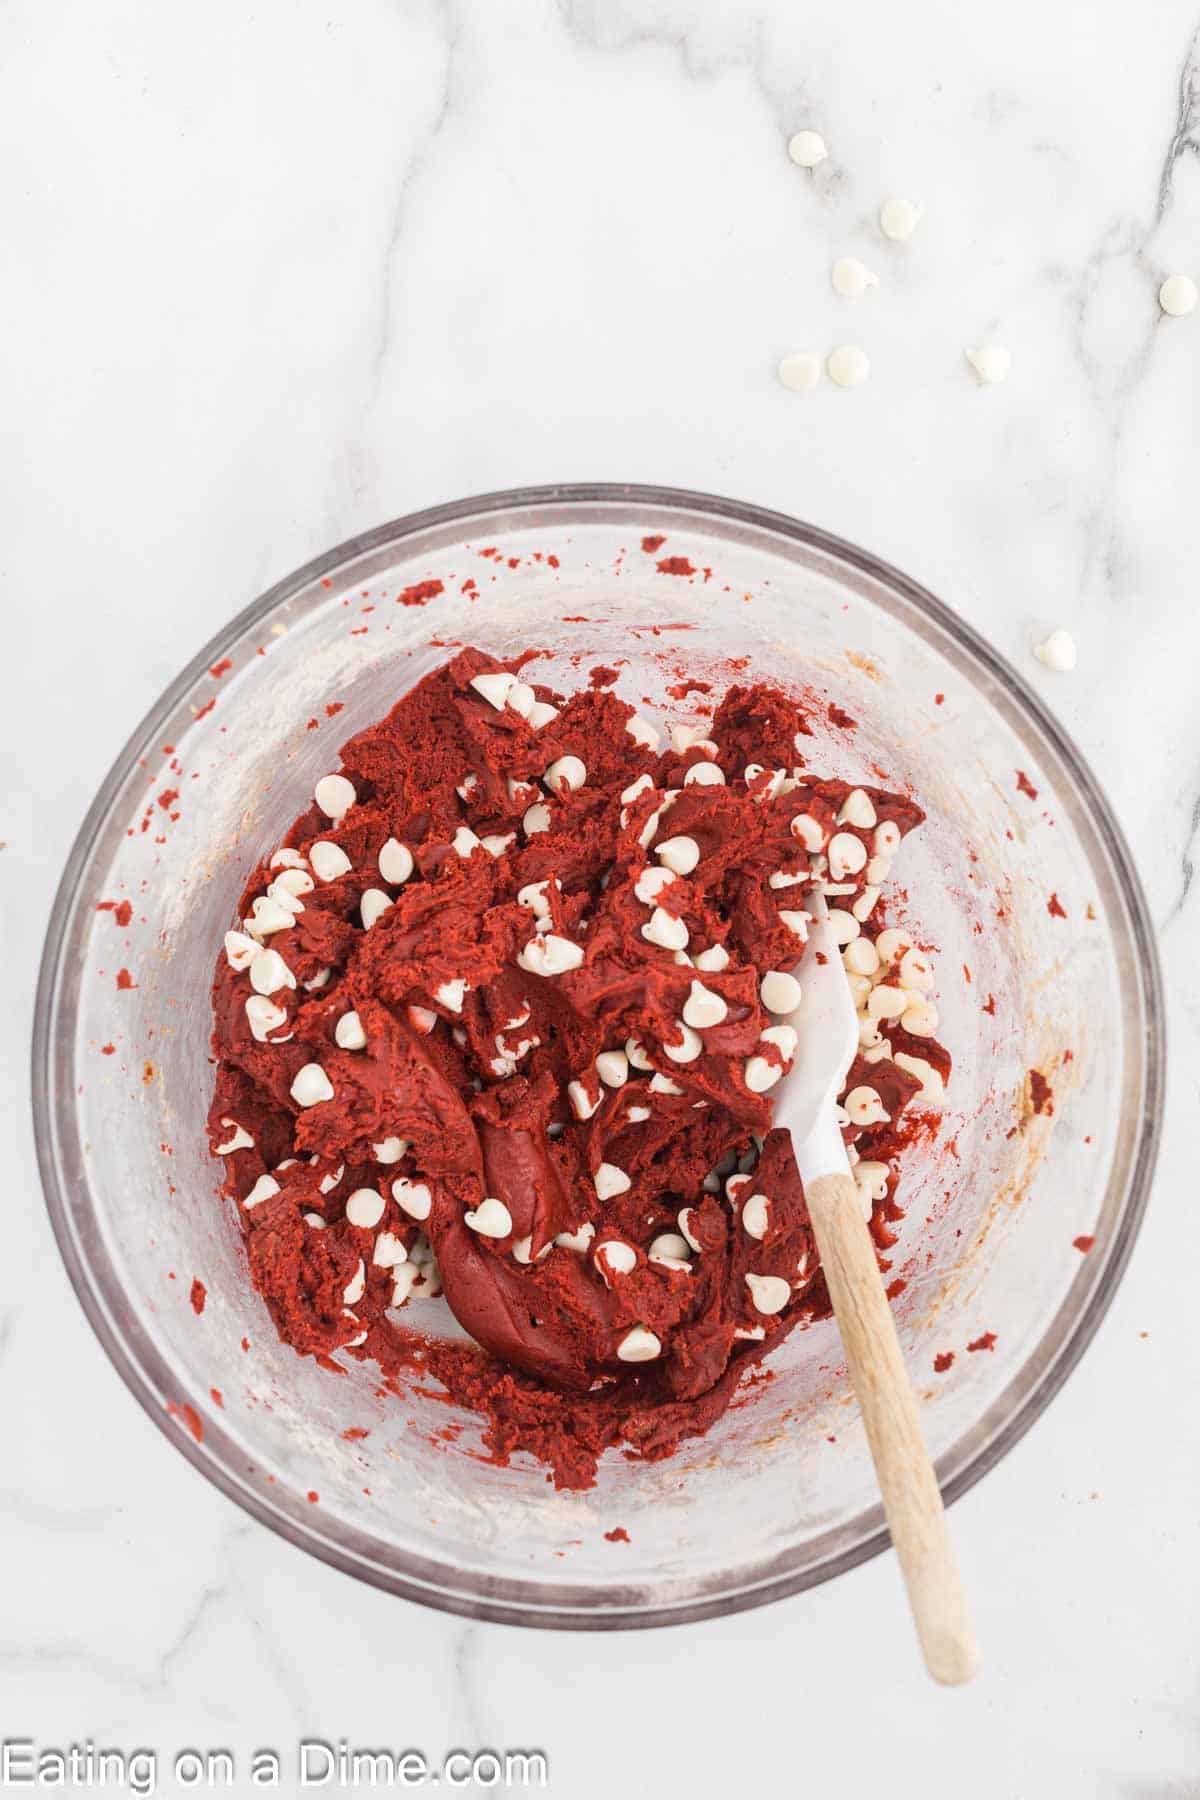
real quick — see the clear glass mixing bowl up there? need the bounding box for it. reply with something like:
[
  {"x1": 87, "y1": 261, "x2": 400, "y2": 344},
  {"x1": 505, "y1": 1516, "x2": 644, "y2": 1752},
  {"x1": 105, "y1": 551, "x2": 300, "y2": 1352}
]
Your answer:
[{"x1": 33, "y1": 485, "x2": 1163, "y2": 1628}]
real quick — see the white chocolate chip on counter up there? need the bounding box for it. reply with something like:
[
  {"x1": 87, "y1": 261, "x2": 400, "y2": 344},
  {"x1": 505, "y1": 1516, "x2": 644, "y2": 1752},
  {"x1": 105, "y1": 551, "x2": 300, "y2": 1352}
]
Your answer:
[
  {"x1": 828, "y1": 908, "x2": 860, "y2": 946},
  {"x1": 245, "y1": 995, "x2": 288, "y2": 1042},
  {"x1": 831, "y1": 255, "x2": 879, "y2": 298},
  {"x1": 334, "y1": 1009, "x2": 368, "y2": 1050},
  {"x1": 901, "y1": 997, "x2": 939, "y2": 1037},
  {"x1": 517, "y1": 934, "x2": 584, "y2": 976},
  {"x1": 898, "y1": 948, "x2": 934, "y2": 992},
  {"x1": 844, "y1": 937, "x2": 880, "y2": 977},
  {"x1": 760, "y1": 971, "x2": 802, "y2": 1014},
  {"x1": 594, "y1": 1162, "x2": 631, "y2": 1200},
  {"x1": 875, "y1": 925, "x2": 911, "y2": 962},
  {"x1": 545, "y1": 755, "x2": 586, "y2": 793},
  {"x1": 879, "y1": 196, "x2": 922, "y2": 241},
  {"x1": 828, "y1": 831, "x2": 868, "y2": 879},
  {"x1": 965, "y1": 345, "x2": 1011, "y2": 385},
  {"x1": 346, "y1": 1187, "x2": 386, "y2": 1229},
  {"x1": 242, "y1": 1173, "x2": 281, "y2": 1209},
  {"x1": 778, "y1": 351, "x2": 822, "y2": 393},
  {"x1": 617, "y1": 1325, "x2": 662, "y2": 1362},
  {"x1": 682, "y1": 980, "x2": 728, "y2": 1029},
  {"x1": 314, "y1": 774, "x2": 356, "y2": 822},
  {"x1": 642, "y1": 907, "x2": 689, "y2": 951},
  {"x1": 742, "y1": 1193, "x2": 771, "y2": 1240},
  {"x1": 310, "y1": 840, "x2": 353, "y2": 883},
  {"x1": 787, "y1": 128, "x2": 828, "y2": 167},
  {"x1": 391, "y1": 1177, "x2": 432, "y2": 1221},
  {"x1": 360, "y1": 888, "x2": 394, "y2": 929},
  {"x1": 1158, "y1": 273, "x2": 1198, "y2": 317},
  {"x1": 465, "y1": 1197, "x2": 513, "y2": 1238},
  {"x1": 745, "y1": 1272, "x2": 791, "y2": 1315},
  {"x1": 845, "y1": 1085, "x2": 891, "y2": 1126},
  {"x1": 827, "y1": 345, "x2": 870, "y2": 388},
  {"x1": 1034, "y1": 628, "x2": 1077, "y2": 673},
  {"x1": 867, "y1": 983, "x2": 908, "y2": 1021},
  {"x1": 656, "y1": 834, "x2": 700, "y2": 875}
]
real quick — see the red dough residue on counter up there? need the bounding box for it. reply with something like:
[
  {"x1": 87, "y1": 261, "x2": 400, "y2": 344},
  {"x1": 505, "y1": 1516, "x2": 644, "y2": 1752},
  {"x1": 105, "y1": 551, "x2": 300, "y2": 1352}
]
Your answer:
[
  {"x1": 967, "y1": 1331, "x2": 997, "y2": 1354},
  {"x1": 190, "y1": 1278, "x2": 207, "y2": 1315}
]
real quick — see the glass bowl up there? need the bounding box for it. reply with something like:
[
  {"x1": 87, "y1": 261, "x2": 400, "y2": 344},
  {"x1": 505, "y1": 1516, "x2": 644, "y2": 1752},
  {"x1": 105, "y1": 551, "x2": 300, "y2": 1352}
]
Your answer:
[{"x1": 33, "y1": 484, "x2": 1163, "y2": 1628}]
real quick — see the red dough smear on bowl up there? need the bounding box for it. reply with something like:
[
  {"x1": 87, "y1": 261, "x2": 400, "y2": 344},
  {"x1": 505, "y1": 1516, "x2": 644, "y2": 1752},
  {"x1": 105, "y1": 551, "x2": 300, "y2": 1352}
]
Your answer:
[{"x1": 206, "y1": 649, "x2": 950, "y2": 1489}]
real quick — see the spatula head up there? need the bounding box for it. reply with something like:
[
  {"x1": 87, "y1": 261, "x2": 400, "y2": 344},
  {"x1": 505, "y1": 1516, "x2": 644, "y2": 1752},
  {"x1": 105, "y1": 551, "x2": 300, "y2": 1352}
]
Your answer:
[{"x1": 771, "y1": 888, "x2": 859, "y2": 1149}]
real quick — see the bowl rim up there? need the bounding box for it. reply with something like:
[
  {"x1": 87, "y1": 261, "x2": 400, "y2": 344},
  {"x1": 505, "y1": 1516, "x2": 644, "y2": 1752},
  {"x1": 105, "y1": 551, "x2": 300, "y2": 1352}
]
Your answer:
[{"x1": 32, "y1": 480, "x2": 1165, "y2": 1629}]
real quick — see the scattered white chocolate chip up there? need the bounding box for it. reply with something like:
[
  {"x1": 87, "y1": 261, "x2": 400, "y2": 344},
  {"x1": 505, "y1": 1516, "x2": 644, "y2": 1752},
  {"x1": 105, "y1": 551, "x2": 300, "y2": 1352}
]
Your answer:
[
  {"x1": 742, "y1": 1193, "x2": 770, "y2": 1240},
  {"x1": 1158, "y1": 273, "x2": 1197, "y2": 317},
  {"x1": 243, "y1": 1173, "x2": 281, "y2": 1209},
  {"x1": 391, "y1": 1177, "x2": 432, "y2": 1221},
  {"x1": 1034, "y1": 628, "x2": 1077, "y2": 673},
  {"x1": 642, "y1": 907, "x2": 689, "y2": 951},
  {"x1": 684, "y1": 760, "x2": 725, "y2": 786},
  {"x1": 898, "y1": 948, "x2": 934, "y2": 992},
  {"x1": 867, "y1": 984, "x2": 908, "y2": 1021},
  {"x1": 314, "y1": 773, "x2": 356, "y2": 821},
  {"x1": 852, "y1": 886, "x2": 881, "y2": 923},
  {"x1": 594, "y1": 1162, "x2": 631, "y2": 1200},
  {"x1": 787, "y1": 128, "x2": 828, "y2": 167},
  {"x1": 378, "y1": 837, "x2": 414, "y2": 883},
  {"x1": 965, "y1": 345, "x2": 1011, "y2": 385},
  {"x1": 760, "y1": 970, "x2": 802, "y2": 1014},
  {"x1": 335, "y1": 1009, "x2": 367, "y2": 1050},
  {"x1": 844, "y1": 937, "x2": 880, "y2": 977},
  {"x1": 828, "y1": 831, "x2": 869, "y2": 879},
  {"x1": 224, "y1": 930, "x2": 259, "y2": 972},
  {"x1": 635, "y1": 864, "x2": 676, "y2": 904},
  {"x1": 249, "y1": 948, "x2": 295, "y2": 996},
  {"x1": 875, "y1": 925, "x2": 911, "y2": 962},
  {"x1": 663, "y1": 1020, "x2": 703, "y2": 1063},
  {"x1": 827, "y1": 345, "x2": 870, "y2": 388},
  {"x1": 342, "y1": 1260, "x2": 366, "y2": 1306},
  {"x1": 790, "y1": 812, "x2": 825, "y2": 852},
  {"x1": 656, "y1": 834, "x2": 700, "y2": 876},
  {"x1": 837, "y1": 789, "x2": 877, "y2": 830},
  {"x1": 901, "y1": 997, "x2": 939, "y2": 1037},
  {"x1": 596, "y1": 1049, "x2": 630, "y2": 1087},
  {"x1": 626, "y1": 714, "x2": 661, "y2": 751},
  {"x1": 373, "y1": 1137, "x2": 408, "y2": 1164},
  {"x1": 828, "y1": 908, "x2": 860, "y2": 947},
  {"x1": 245, "y1": 995, "x2": 288, "y2": 1042},
  {"x1": 745, "y1": 1272, "x2": 791, "y2": 1315},
  {"x1": 545, "y1": 754, "x2": 586, "y2": 793},
  {"x1": 465, "y1": 1197, "x2": 513, "y2": 1238},
  {"x1": 290, "y1": 1063, "x2": 334, "y2": 1107},
  {"x1": 517, "y1": 934, "x2": 584, "y2": 976},
  {"x1": 831, "y1": 255, "x2": 879, "y2": 298},
  {"x1": 845, "y1": 1085, "x2": 890, "y2": 1127},
  {"x1": 469, "y1": 670, "x2": 515, "y2": 709},
  {"x1": 693, "y1": 943, "x2": 732, "y2": 971},
  {"x1": 893, "y1": 1051, "x2": 946, "y2": 1105},
  {"x1": 879, "y1": 196, "x2": 922, "y2": 241},
  {"x1": 523, "y1": 802, "x2": 552, "y2": 836},
  {"x1": 617, "y1": 1325, "x2": 662, "y2": 1362},
  {"x1": 360, "y1": 888, "x2": 393, "y2": 929},
  {"x1": 682, "y1": 979, "x2": 727, "y2": 1030},
  {"x1": 346, "y1": 1187, "x2": 386, "y2": 1229},
  {"x1": 306, "y1": 840, "x2": 349, "y2": 884},
  {"x1": 373, "y1": 1232, "x2": 408, "y2": 1268},
  {"x1": 778, "y1": 351, "x2": 822, "y2": 393},
  {"x1": 595, "y1": 1239, "x2": 638, "y2": 1280}
]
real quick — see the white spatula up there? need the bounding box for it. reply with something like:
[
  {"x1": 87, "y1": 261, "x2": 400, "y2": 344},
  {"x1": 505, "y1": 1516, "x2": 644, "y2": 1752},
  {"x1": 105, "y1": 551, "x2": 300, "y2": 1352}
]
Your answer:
[{"x1": 774, "y1": 888, "x2": 980, "y2": 1685}]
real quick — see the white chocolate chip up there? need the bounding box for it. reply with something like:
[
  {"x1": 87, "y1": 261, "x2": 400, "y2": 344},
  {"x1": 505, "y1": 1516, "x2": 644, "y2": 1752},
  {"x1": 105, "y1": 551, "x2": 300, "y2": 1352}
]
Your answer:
[
  {"x1": 778, "y1": 351, "x2": 822, "y2": 392},
  {"x1": 831, "y1": 255, "x2": 879, "y2": 298},
  {"x1": 360, "y1": 888, "x2": 393, "y2": 929},
  {"x1": 649, "y1": 1231, "x2": 691, "y2": 1270},
  {"x1": 379, "y1": 838, "x2": 414, "y2": 883},
  {"x1": 648, "y1": 1072, "x2": 684, "y2": 1096},
  {"x1": 828, "y1": 831, "x2": 868, "y2": 879},
  {"x1": 790, "y1": 812, "x2": 825, "y2": 852},
  {"x1": 827, "y1": 345, "x2": 870, "y2": 388},
  {"x1": 506, "y1": 680, "x2": 536, "y2": 719},
  {"x1": 828, "y1": 908, "x2": 860, "y2": 946},
  {"x1": 408, "y1": 1004, "x2": 437, "y2": 1033},
  {"x1": 762, "y1": 1023, "x2": 797, "y2": 1059},
  {"x1": 901, "y1": 997, "x2": 939, "y2": 1037},
  {"x1": 270, "y1": 847, "x2": 307, "y2": 870},
  {"x1": 787, "y1": 128, "x2": 828, "y2": 167},
  {"x1": 465, "y1": 1196, "x2": 513, "y2": 1238},
  {"x1": 879, "y1": 196, "x2": 922, "y2": 241},
  {"x1": 663, "y1": 1020, "x2": 704, "y2": 1063},
  {"x1": 243, "y1": 1173, "x2": 281, "y2": 1209},
  {"x1": 745, "y1": 1272, "x2": 791, "y2": 1315},
  {"x1": 898, "y1": 949, "x2": 934, "y2": 992},
  {"x1": 335, "y1": 1009, "x2": 367, "y2": 1050},
  {"x1": 249, "y1": 948, "x2": 295, "y2": 995},
  {"x1": 1159, "y1": 272, "x2": 1198, "y2": 316},
  {"x1": 470, "y1": 670, "x2": 516, "y2": 709},
  {"x1": 617, "y1": 1325, "x2": 662, "y2": 1362},
  {"x1": 845, "y1": 1085, "x2": 890, "y2": 1127},
  {"x1": 595, "y1": 1239, "x2": 638, "y2": 1280},
  {"x1": 290, "y1": 1063, "x2": 333, "y2": 1107},
  {"x1": 545, "y1": 755, "x2": 586, "y2": 793},
  {"x1": 434, "y1": 978, "x2": 467, "y2": 1013},
  {"x1": 679, "y1": 980, "x2": 726, "y2": 1031},
  {"x1": 215, "y1": 1119, "x2": 254, "y2": 1155},
  {"x1": 224, "y1": 930, "x2": 259, "y2": 972},
  {"x1": 594, "y1": 1162, "x2": 631, "y2": 1200},
  {"x1": 837, "y1": 789, "x2": 877, "y2": 829},
  {"x1": 343, "y1": 1259, "x2": 366, "y2": 1306},
  {"x1": 693, "y1": 943, "x2": 732, "y2": 971},
  {"x1": 678, "y1": 1207, "x2": 703, "y2": 1251},
  {"x1": 518, "y1": 879, "x2": 555, "y2": 918},
  {"x1": 893, "y1": 1051, "x2": 946, "y2": 1105},
  {"x1": 555, "y1": 1221, "x2": 596, "y2": 1253},
  {"x1": 867, "y1": 983, "x2": 908, "y2": 1021},
  {"x1": 318, "y1": 1162, "x2": 345, "y2": 1194},
  {"x1": 245, "y1": 995, "x2": 288, "y2": 1042},
  {"x1": 452, "y1": 826, "x2": 481, "y2": 859},
  {"x1": 271, "y1": 868, "x2": 313, "y2": 907},
  {"x1": 844, "y1": 937, "x2": 880, "y2": 977},
  {"x1": 684, "y1": 760, "x2": 725, "y2": 786},
  {"x1": 626, "y1": 1037, "x2": 654, "y2": 1071},
  {"x1": 966, "y1": 345, "x2": 1011, "y2": 385},
  {"x1": 517, "y1": 933, "x2": 584, "y2": 976},
  {"x1": 625, "y1": 1104, "x2": 651, "y2": 1124},
  {"x1": 523, "y1": 802, "x2": 552, "y2": 836},
  {"x1": 373, "y1": 1231, "x2": 408, "y2": 1268},
  {"x1": 635, "y1": 864, "x2": 676, "y2": 904},
  {"x1": 596, "y1": 1049, "x2": 630, "y2": 1087},
  {"x1": 744, "y1": 1056, "x2": 782, "y2": 1093},
  {"x1": 852, "y1": 886, "x2": 881, "y2": 922},
  {"x1": 642, "y1": 907, "x2": 689, "y2": 951},
  {"x1": 373, "y1": 1137, "x2": 409, "y2": 1164},
  {"x1": 303, "y1": 1210, "x2": 326, "y2": 1229},
  {"x1": 742, "y1": 1193, "x2": 770, "y2": 1240},
  {"x1": 346, "y1": 1187, "x2": 386, "y2": 1228},
  {"x1": 314, "y1": 774, "x2": 356, "y2": 822},
  {"x1": 875, "y1": 925, "x2": 911, "y2": 962},
  {"x1": 656, "y1": 835, "x2": 700, "y2": 876},
  {"x1": 779, "y1": 909, "x2": 810, "y2": 940},
  {"x1": 568, "y1": 1079, "x2": 601, "y2": 1120},
  {"x1": 524, "y1": 700, "x2": 557, "y2": 731},
  {"x1": 304, "y1": 967, "x2": 331, "y2": 992},
  {"x1": 391, "y1": 1177, "x2": 432, "y2": 1221},
  {"x1": 760, "y1": 970, "x2": 802, "y2": 1014},
  {"x1": 1034, "y1": 628, "x2": 1077, "y2": 673},
  {"x1": 626, "y1": 714, "x2": 661, "y2": 751},
  {"x1": 621, "y1": 772, "x2": 655, "y2": 806},
  {"x1": 309, "y1": 840, "x2": 351, "y2": 883},
  {"x1": 245, "y1": 894, "x2": 295, "y2": 938}
]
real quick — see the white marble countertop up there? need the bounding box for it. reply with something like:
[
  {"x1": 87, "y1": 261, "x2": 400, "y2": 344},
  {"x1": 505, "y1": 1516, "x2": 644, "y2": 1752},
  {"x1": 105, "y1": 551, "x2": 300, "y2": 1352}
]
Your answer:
[{"x1": 4, "y1": 2, "x2": 1198, "y2": 1794}]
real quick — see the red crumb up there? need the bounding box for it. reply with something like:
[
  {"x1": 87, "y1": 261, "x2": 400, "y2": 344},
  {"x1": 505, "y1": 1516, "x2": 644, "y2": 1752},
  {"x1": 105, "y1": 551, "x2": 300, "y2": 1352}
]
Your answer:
[
  {"x1": 157, "y1": 787, "x2": 179, "y2": 810},
  {"x1": 656, "y1": 556, "x2": 695, "y2": 577},
  {"x1": 115, "y1": 968, "x2": 135, "y2": 990},
  {"x1": 306, "y1": 1490, "x2": 319, "y2": 1504},
  {"x1": 1047, "y1": 892, "x2": 1068, "y2": 918},
  {"x1": 967, "y1": 1332, "x2": 997, "y2": 1354},
  {"x1": 167, "y1": 1400, "x2": 203, "y2": 1443},
  {"x1": 1073, "y1": 1235, "x2": 1095, "y2": 1253},
  {"x1": 666, "y1": 678, "x2": 713, "y2": 699},
  {"x1": 343, "y1": 1426, "x2": 371, "y2": 1441},
  {"x1": 397, "y1": 579, "x2": 444, "y2": 608},
  {"x1": 588, "y1": 665, "x2": 620, "y2": 688},
  {"x1": 934, "y1": 692, "x2": 945, "y2": 706},
  {"x1": 604, "y1": 1526, "x2": 631, "y2": 1543},
  {"x1": 240, "y1": 1336, "x2": 250, "y2": 1352},
  {"x1": 325, "y1": 701, "x2": 344, "y2": 718},
  {"x1": 827, "y1": 702, "x2": 857, "y2": 730},
  {"x1": 209, "y1": 658, "x2": 233, "y2": 678},
  {"x1": 100, "y1": 1043, "x2": 115, "y2": 1055},
  {"x1": 1016, "y1": 769, "x2": 1039, "y2": 800},
  {"x1": 210, "y1": 1387, "x2": 223, "y2": 1407},
  {"x1": 193, "y1": 696, "x2": 216, "y2": 720},
  {"x1": 189, "y1": 1278, "x2": 207, "y2": 1315},
  {"x1": 547, "y1": 554, "x2": 559, "y2": 568},
  {"x1": 982, "y1": 994, "x2": 996, "y2": 1015},
  {"x1": 933, "y1": 1351, "x2": 955, "y2": 1373},
  {"x1": 1029, "y1": 1070, "x2": 1054, "y2": 1115},
  {"x1": 641, "y1": 534, "x2": 667, "y2": 553}
]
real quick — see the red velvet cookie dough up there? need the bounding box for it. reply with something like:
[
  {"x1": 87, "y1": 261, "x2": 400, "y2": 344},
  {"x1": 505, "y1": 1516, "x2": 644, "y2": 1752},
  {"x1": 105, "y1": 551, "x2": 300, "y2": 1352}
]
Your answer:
[{"x1": 207, "y1": 650, "x2": 948, "y2": 1487}]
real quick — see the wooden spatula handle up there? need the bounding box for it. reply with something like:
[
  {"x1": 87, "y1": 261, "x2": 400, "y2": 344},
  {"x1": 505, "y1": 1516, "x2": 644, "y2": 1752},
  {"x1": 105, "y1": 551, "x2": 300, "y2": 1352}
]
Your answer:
[{"x1": 806, "y1": 1170, "x2": 981, "y2": 1686}]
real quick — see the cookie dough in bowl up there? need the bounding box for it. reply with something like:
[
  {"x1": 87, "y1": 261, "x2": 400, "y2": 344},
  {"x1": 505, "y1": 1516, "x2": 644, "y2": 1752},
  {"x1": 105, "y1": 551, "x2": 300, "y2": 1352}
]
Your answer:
[{"x1": 35, "y1": 485, "x2": 1162, "y2": 1627}]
